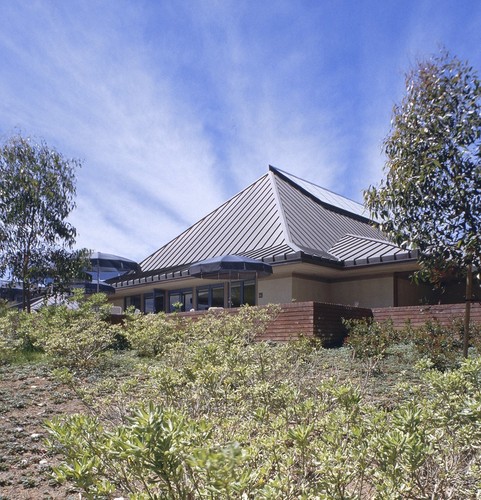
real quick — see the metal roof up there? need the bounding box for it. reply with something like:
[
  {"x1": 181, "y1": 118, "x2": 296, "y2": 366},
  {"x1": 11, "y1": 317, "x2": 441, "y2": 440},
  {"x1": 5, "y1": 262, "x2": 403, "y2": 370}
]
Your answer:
[
  {"x1": 114, "y1": 166, "x2": 415, "y2": 287},
  {"x1": 329, "y1": 234, "x2": 410, "y2": 264},
  {"x1": 272, "y1": 169, "x2": 388, "y2": 258},
  {"x1": 271, "y1": 166, "x2": 370, "y2": 220},
  {"x1": 141, "y1": 173, "x2": 288, "y2": 272}
]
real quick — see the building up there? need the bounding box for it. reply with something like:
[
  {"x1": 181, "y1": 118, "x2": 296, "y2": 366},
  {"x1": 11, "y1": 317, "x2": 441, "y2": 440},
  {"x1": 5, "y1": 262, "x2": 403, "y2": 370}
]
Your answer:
[{"x1": 109, "y1": 166, "x2": 456, "y2": 313}]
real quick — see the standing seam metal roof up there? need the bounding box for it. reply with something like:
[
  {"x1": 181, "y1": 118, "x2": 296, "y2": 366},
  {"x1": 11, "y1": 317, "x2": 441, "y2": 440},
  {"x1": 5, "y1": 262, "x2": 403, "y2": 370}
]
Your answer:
[
  {"x1": 136, "y1": 166, "x2": 412, "y2": 276},
  {"x1": 274, "y1": 173, "x2": 388, "y2": 254},
  {"x1": 328, "y1": 234, "x2": 409, "y2": 262},
  {"x1": 140, "y1": 174, "x2": 288, "y2": 272}
]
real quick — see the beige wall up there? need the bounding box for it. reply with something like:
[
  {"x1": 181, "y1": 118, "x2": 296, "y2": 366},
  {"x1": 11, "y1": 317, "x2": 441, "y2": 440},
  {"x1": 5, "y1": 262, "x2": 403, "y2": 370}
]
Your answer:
[
  {"x1": 260, "y1": 275, "x2": 397, "y2": 308},
  {"x1": 258, "y1": 277, "x2": 292, "y2": 306},
  {"x1": 396, "y1": 276, "x2": 431, "y2": 306},
  {"x1": 111, "y1": 275, "x2": 397, "y2": 310},
  {"x1": 330, "y1": 276, "x2": 394, "y2": 308},
  {"x1": 110, "y1": 297, "x2": 125, "y2": 309},
  {"x1": 292, "y1": 276, "x2": 331, "y2": 303},
  {"x1": 112, "y1": 270, "x2": 432, "y2": 310}
]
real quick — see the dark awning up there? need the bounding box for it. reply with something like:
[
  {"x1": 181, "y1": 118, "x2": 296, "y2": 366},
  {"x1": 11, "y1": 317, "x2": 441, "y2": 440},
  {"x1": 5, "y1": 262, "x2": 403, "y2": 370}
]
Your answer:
[{"x1": 188, "y1": 255, "x2": 272, "y2": 280}]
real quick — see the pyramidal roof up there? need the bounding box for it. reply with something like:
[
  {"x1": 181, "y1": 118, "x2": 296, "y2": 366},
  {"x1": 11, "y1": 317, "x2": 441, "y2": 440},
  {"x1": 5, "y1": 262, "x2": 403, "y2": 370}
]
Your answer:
[{"x1": 140, "y1": 166, "x2": 399, "y2": 274}]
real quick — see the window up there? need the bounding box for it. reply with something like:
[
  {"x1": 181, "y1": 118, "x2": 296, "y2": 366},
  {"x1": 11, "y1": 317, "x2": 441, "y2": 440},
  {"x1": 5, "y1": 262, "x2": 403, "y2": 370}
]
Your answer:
[
  {"x1": 197, "y1": 287, "x2": 210, "y2": 310},
  {"x1": 243, "y1": 281, "x2": 256, "y2": 305},
  {"x1": 230, "y1": 280, "x2": 255, "y2": 307},
  {"x1": 154, "y1": 291, "x2": 165, "y2": 313},
  {"x1": 144, "y1": 293, "x2": 155, "y2": 313},
  {"x1": 196, "y1": 281, "x2": 255, "y2": 309},
  {"x1": 211, "y1": 285, "x2": 224, "y2": 307},
  {"x1": 196, "y1": 284, "x2": 225, "y2": 310},
  {"x1": 125, "y1": 295, "x2": 141, "y2": 311},
  {"x1": 169, "y1": 289, "x2": 193, "y2": 312},
  {"x1": 231, "y1": 283, "x2": 242, "y2": 307}
]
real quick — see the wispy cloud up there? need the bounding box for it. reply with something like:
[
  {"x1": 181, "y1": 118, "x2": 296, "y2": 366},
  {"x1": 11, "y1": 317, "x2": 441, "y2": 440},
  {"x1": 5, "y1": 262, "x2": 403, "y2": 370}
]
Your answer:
[
  {"x1": 0, "y1": 1, "x2": 227, "y2": 260},
  {"x1": 0, "y1": 0, "x2": 480, "y2": 262}
]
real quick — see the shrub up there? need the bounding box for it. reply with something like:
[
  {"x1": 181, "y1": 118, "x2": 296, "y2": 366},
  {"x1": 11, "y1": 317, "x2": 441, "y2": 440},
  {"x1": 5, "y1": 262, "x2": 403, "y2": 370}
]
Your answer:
[
  {"x1": 123, "y1": 311, "x2": 184, "y2": 357},
  {"x1": 411, "y1": 320, "x2": 462, "y2": 371},
  {"x1": 123, "y1": 304, "x2": 279, "y2": 360},
  {"x1": 450, "y1": 317, "x2": 481, "y2": 355},
  {"x1": 46, "y1": 403, "x2": 251, "y2": 499},
  {"x1": 0, "y1": 309, "x2": 38, "y2": 363},
  {"x1": 0, "y1": 312, "x2": 23, "y2": 362},
  {"x1": 46, "y1": 337, "x2": 481, "y2": 499},
  {"x1": 343, "y1": 318, "x2": 395, "y2": 373},
  {"x1": 31, "y1": 291, "x2": 119, "y2": 370},
  {"x1": 187, "y1": 304, "x2": 280, "y2": 344}
]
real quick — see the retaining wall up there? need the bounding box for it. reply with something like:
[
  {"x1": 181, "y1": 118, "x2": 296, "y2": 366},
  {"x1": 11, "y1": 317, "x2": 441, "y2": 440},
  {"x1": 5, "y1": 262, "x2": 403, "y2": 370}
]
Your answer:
[
  {"x1": 136, "y1": 301, "x2": 481, "y2": 347},
  {"x1": 372, "y1": 303, "x2": 481, "y2": 329},
  {"x1": 178, "y1": 301, "x2": 372, "y2": 347}
]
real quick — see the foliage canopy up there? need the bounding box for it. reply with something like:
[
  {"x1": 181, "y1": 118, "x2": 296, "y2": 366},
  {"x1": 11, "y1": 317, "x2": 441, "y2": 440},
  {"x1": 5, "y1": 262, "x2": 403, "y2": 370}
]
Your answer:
[
  {"x1": 365, "y1": 51, "x2": 481, "y2": 274},
  {"x1": 365, "y1": 51, "x2": 481, "y2": 356},
  {"x1": 0, "y1": 134, "x2": 84, "y2": 310}
]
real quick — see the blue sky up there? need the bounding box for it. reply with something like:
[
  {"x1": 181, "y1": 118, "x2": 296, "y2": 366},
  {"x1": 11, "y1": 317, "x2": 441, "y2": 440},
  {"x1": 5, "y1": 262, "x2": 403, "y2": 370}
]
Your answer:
[{"x1": 1, "y1": 1, "x2": 480, "y2": 262}]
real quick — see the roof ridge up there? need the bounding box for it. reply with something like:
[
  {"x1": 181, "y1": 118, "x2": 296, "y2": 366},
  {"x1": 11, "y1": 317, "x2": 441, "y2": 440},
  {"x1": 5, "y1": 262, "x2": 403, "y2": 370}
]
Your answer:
[
  {"x1": 267, "y1": 169, "x2": 303, "y2": 254},
  {"x1": 140, "y1": 171, "x2": 288, "y2": 271},
  {"x1": 269, "y1": 165, "x2": 366, "y2": 210},
  {"x1": 140, "y1": 172, "x2": 271, "y2": 267}
]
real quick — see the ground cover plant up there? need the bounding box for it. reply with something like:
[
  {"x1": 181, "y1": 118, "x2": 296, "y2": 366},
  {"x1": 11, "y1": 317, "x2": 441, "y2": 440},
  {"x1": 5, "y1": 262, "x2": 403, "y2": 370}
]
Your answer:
[{"x1": 1, "y1": 296, "x2": 481, "y2": 498}]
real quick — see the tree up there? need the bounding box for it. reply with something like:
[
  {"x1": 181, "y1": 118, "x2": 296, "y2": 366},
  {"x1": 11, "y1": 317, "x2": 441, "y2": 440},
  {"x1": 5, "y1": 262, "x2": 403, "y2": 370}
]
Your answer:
[
  {"x1": 0, "y1": 134, "x2": 85, "y2": 311},
  {"x1": 365, "y1": 51, "x2": 481, "y2": 357}
]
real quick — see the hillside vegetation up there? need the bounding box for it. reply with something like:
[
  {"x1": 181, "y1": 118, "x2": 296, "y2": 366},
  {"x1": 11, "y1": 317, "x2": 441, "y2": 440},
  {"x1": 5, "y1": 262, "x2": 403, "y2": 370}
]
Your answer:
[{"x1": 1, "y1": 293, "x2": 481, "y2": 499}]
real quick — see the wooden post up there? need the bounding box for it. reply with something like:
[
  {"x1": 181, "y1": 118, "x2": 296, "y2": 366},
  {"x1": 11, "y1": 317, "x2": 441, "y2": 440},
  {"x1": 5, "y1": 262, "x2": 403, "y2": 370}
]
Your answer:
[{"x1": 463, "y1": 262, "x2": 473, "y2": 358}]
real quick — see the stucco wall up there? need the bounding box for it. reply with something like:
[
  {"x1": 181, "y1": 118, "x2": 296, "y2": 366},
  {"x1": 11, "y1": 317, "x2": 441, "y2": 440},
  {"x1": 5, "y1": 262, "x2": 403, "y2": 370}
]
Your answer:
[
  {"x1": 259, "y1": 275, "x2": 396, "y2": 308},
  {"x1": 330, "y1": 276, "x2": 394, "y2": 308},
  {"x1": 396, "y1": 276, "x2": 425, "y2": 306},
  {"x1": 292, "y1": 276, "x2": 331, "y2": 303},
  {"x1": 110, "y1": 297, "x2": 124, "y2": 309},
  {"x1": 258, "y1": 277, "x2": 292, "y2": 306}
]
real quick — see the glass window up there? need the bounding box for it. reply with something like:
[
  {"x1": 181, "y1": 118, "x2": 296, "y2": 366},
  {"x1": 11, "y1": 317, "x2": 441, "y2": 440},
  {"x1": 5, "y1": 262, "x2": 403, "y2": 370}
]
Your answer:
[
  {"x1": 154, "y1": 291, "x2": 165, "y2": 313},
  {"x1": 230, "y1": 283, "x2": 242, "y2": 307},
  {"x1": 211, "y1": 285, "x2": 224, "y2": 307},
  {"x1": 229, "y1": 280, "x2": 255, "y2": 307},
  {"x1": 184, "y1": 291, "x2": 193, "y2": 311},
  {"x1": 197, "y1": 284, "x2": 225, "y2": 309},
  {"x1": 169, "y1": 289, "x2": 193, "y2": 312},
  {"x1": 125, "y1": 295, "x2": 141, "y2": 311},
  {"x1": 144, "y1": 293, "x2": 155, "y2": 314},
  {"x1": 197, "y1": 287, "x2": 209, "y2": 310},
  {"x1": 243, "y1": 281, "x2": 255, "y2": 305}
]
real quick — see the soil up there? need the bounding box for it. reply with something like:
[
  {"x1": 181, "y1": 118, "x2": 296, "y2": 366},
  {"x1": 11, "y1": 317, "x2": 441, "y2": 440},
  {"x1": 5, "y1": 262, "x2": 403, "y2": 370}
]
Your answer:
[{"x1": 0, "y1": 362, "x2": 84, "y2": 499}]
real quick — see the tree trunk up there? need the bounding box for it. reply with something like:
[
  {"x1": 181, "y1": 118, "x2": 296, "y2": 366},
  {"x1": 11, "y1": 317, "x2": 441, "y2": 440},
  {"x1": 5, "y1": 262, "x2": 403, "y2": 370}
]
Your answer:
[
  {"x1": 463, "y1": 263, "x2": 473, "y2": 358},
  {"x1": 22, "y1": 282, "x2": 27, "y2": 312}
]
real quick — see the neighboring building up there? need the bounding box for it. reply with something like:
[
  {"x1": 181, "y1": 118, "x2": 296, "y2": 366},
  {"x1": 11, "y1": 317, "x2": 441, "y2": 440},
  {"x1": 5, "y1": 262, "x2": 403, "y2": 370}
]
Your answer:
[
  {"x1": 0, "y1": 280, "x2": 24, "y2": 306},
  {"x1": 109, "y1": 166, "x2": 460, "y2": 313},
  {"x1": 2, "y1": 252, "x2": 137, "y2": 310}
]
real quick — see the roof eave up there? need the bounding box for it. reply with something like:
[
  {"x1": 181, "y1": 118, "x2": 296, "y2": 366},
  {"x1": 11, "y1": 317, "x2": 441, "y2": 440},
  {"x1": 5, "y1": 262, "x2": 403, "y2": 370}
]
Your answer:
[{"x1": 343, "y1": 249, "x2": 420, "y2": 268}]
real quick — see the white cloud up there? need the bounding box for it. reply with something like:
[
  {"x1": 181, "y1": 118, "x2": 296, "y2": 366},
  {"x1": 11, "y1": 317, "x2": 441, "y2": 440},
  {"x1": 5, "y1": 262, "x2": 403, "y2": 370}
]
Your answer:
[
  {"x1": 1, "y1": 0, "x2": 481, "y2": 264},
  {"x1": 0, "y1": 1, "x2": 227, "y2": 261}
]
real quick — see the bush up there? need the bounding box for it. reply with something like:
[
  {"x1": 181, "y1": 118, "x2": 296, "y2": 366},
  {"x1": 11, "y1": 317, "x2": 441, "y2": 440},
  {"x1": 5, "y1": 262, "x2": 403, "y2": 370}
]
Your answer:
[
  {"x1": 47, "y1": 357, "x2": 481, "y2": 499},
  {"x1": 31, "y1": 291, "x2": 119, "y2": 370},
  {"x1": 122, "y1": 311, "x2": 185, "y2": 357},
  {"x1": 0, "y1": 309, "x2": 39, "y2": 363},
  {"x1": 45, "y1": 304, "x2": 481, "y2": 498},
  {"x1": 343, "y1": 318, "x2": 395, "y2": 373},
  {"x1": 193, "y1": 304, "x2": 280, "y2": 344},
  {"x1": 46, "y1": 403, "x2": 251, "y2": 499},
  {"x1": 410, "y1": 320, "x2": 462, "y2": 371},
  {"x1": 123, "y1": 304, "x2": 279, "y2": 359}
]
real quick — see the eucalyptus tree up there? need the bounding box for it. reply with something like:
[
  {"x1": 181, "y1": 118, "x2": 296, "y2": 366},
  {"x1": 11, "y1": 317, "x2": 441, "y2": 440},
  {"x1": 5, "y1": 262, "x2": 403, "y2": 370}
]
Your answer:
[
  {"x1": 365, "y1": 51, "x2": 481, "y2": 357},
  {"x1": 0, "y1": 134, "x2": 84, "y2": 311}
]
